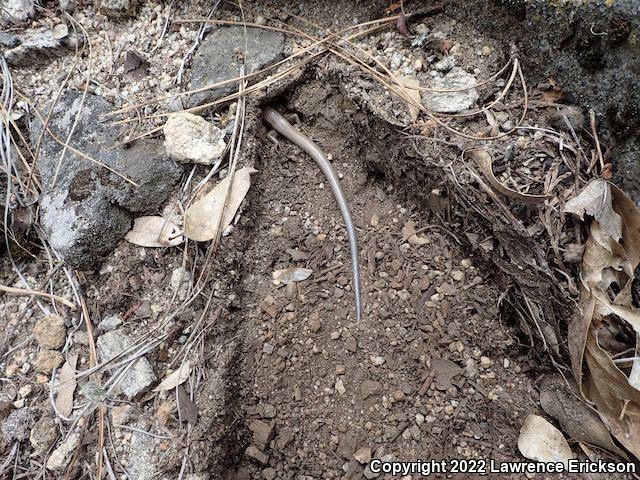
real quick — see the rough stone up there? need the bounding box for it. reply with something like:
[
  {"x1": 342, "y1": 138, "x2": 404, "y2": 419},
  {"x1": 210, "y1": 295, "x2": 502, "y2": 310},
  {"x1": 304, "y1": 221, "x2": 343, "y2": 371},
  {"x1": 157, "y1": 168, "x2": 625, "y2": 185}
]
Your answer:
[
  {"x1": 96, "y1": 329, "x2": 157, "y2": 398},
  {"x1": 0, "y1": 32, "x2": 20, "y2": 48},
  {"x1": 422, "y1": 67, "x2": 478, "y2": 113},
  {"x1": 163, "y1": 112, "x2": 226, "y2": 165},
  {"x1": 128, "y1": 426, "x2": 159, "y2": 480},
  {"x1": 245, "y1": 445, "x2": 269, "y2": 465},
  {"x1": 35, "y1": 349, "x2": 64, "y2": 373},
  {"x1": 35, "y1": 314, "x2": 67, "y2": 349},
  {"x1": 262, "y1": 468, "x2": 277, "y2": 480},
  {"x1": 354, "y1": 446, "x2": 372, "y2": 464},
  {"x1": 98, "y1": 314, "x2": 123, "y2": 331},
  {"x1": 187, "y1": 26, "x2": 285, "y2": 108},
  {"x1": 30, "y1": 416, "x2": 58, "y2": 455},
  {"x1": 4, "y1": 27, "x2": 77, "y2": 67},
  {"x1": 2, "y1": 408, "x2": 37, "y2": 442},
  {"x1": 46, "y1": 432, "x2": 79, "y2": 471},
  {"x1": 2, "y1": 0, "x2": 34, "y2": 22},
  {"x1": 33, "y1": 92, "x2": 183, "y2": 269},
  {"x1": 434, "y1": 55, "x2": 456, "y2": 72},
  {"x1": 99, "y1": 0, "x2": 138, "y2": 17}
]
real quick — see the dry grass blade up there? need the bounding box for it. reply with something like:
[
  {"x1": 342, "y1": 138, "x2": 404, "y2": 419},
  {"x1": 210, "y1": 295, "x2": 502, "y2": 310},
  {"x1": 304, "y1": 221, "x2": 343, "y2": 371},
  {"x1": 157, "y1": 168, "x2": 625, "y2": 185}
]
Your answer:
[{"x1": 0, "y1": 283, "x2": 77, "y2": 309}]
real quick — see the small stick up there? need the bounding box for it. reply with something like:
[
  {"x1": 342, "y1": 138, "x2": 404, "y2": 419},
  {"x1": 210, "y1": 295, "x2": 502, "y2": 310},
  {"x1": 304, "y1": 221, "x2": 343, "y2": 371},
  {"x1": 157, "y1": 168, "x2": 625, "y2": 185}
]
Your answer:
[
  {"x1": 589, "y1": 110, "x2": 605, "y2": 173},
  {"x1": 0, "y1": 284, "x2": 77, "y2": 310}
]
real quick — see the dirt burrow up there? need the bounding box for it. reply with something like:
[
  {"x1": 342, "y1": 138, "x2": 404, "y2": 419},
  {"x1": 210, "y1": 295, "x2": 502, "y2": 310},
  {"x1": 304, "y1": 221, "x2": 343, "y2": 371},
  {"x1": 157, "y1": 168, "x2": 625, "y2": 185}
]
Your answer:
[{"x1": 178, "y1": 78, "x2": 582, "y2": 479}]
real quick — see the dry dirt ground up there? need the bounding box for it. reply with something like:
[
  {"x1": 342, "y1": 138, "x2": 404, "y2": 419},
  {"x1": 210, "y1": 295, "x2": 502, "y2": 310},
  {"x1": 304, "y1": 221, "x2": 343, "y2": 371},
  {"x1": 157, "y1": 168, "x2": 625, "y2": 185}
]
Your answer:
[{"x1": 0, "y1": 1, "x2": 626, "y2": 479}]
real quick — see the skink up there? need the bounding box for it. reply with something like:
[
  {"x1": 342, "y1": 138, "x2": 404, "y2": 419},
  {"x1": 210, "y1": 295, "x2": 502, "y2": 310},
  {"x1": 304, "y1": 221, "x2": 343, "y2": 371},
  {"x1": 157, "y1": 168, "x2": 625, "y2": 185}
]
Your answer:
[{"x1": 262, "y1": 106, "x2": 362, "y2": 322}]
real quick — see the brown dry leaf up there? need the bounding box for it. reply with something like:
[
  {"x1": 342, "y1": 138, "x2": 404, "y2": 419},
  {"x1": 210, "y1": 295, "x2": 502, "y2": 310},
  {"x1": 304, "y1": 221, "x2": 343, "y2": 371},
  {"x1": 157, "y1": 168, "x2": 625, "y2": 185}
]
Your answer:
[
  {"x1": 517, "y1": 414, "x2": 574, "y2": 465},
  {"x1": 401, "y1": 220, "x2": 429, "y2": 245},
  {"x1": 125, "y1": 216, "x2": 183, "y2": 248},
  {"x1": 611, "y1": 184, "x2": 640, "y2": 269},
  {"x1": 176, "y1": 385, "x2": 198, "y2": 425},
  {"x1": 581, "y1": 236, "x2": 626, "y2": 290},
  {"x1": 540, "y1": 375, "x2": 627, "y2": 459},
  {"x1": 55, "y1": 353, "x2": 78, "y2": 418},
  {"x1": 397, "y1": 76, "x2": 422, "y2": 122},
  {"x1": 272, "y1": 267, "x2": 313, "y2": 285},
  {"x1": 570, "y1": 179, "x2": 640, "y2": 461},
  {"x1": 564, "y1": 179, "x2": 622, "y2": 244},
  {"x1": 583, "y1": 329, "x2": 640, "y2": 459},
  {"x1": 184, "y1": 167, "x2": 257, "y2": 242},
  {"x1": 153, "y1": 361, "x2": 192, "y2": 392},
  {"x1": 469, "y1": 149, "x2": 552, "y2": 204}
]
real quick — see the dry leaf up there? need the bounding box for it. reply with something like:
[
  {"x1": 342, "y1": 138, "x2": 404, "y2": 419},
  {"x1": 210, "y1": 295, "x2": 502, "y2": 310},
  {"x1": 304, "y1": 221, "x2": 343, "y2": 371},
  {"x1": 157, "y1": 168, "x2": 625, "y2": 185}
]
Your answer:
[
  {"x1": 564, "y1": 179, "x2": 622, "y2": 243},
  {"x1": 272, "y1": 267, "x2": 313, "y2": 285},
  {"x1": 470, "y1": 149, "x2": 552, "y2": 204},
  {"x1": 52, "y1": 24, "x2": 69, "y2": 40},
  {"x1": 397, "y1": 76, "x2": 422, "y2": 122},
  {"x1": 176, "y1": 385, "x2": 198, "y2": 425},
  {"x1": 401, "y1": 220, "x2": 429, "y2": 245},
  {"x1": 518, "y1": 414, "x2": 573, "y2": 465},
  {"x1": 153, "y1": 361, "x2": 192, "y2": 392},
  {"x1": 125, "y1": 216, "x2": 183, "y2": 248},
  {"x1": 184, "y1": 167, "x2": 257, "y2": 242},
  {"x1": 55, "y1": 353, "x2": 78, "y2": 418},
  {"x1": 539, "y1": 375, "x2": 626, "y2": 459}
]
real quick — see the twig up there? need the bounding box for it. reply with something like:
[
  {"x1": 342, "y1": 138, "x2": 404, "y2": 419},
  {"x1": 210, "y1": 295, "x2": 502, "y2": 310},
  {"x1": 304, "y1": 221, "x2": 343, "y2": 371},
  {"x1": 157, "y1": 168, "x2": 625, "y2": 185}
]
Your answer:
[{"x1": 0, "y1": 284, "x2": 77, "y2": 310}]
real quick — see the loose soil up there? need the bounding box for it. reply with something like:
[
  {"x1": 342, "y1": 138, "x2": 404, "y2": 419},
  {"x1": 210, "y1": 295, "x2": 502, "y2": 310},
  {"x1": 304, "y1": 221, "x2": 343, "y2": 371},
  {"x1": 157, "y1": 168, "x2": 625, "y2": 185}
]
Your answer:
[{"x1": 0, "y1": 1, "x2": 625, "y2": 479}]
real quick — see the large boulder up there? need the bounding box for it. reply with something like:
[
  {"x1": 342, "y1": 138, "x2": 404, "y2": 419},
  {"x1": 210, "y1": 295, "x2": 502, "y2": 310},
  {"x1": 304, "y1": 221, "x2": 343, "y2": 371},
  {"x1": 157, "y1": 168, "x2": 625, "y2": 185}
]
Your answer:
[{"x1": 33, "y1": 92, "x2": 183, "y2": 269}]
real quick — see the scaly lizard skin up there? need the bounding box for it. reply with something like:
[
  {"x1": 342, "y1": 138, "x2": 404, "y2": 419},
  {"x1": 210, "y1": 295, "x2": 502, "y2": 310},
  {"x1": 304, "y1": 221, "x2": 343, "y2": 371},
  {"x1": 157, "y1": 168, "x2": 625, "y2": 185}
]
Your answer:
[{"x1": 263, "y1": 106, "x2": 362, "y2": 322}]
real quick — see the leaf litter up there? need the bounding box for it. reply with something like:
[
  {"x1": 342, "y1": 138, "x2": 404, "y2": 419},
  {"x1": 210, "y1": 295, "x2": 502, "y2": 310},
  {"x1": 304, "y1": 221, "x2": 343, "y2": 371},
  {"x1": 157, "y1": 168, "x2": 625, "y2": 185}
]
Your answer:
[{"x1": 564, "y1": 179, "x2": 640, "y2": 459}]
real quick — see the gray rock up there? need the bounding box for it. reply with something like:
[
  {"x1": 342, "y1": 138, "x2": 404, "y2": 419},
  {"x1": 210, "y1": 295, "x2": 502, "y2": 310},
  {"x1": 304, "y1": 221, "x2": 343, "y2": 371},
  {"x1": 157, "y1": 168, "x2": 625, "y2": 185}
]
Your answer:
[
  {"x1": 0, "y1": 32, "x2": 20, "y2": 48},
  {"x1": 2, "y1": 408, "x2": 37, "y2": 442},
  {"x1": 33, "y1": 92, "x2": 183, "y2": 269},
  {"x1": 434, "y1": 55, "x2": 456, "y2": 72},
  {"x1": 2, "y1": 0, "x2": 34, "y2": 22},
  {"x1": 422, "y1": 67, "x2": 478, "y2": 113},
  {"x1": 98, "y1": 314, "x2": 123, "y2": 331},
  {"x1": 127, "y1": 425, "x2": 159, "y2": 480},
  {"x1": 187, "y1": 26, "x2": 285, "y2": 109},
  {"x1": 59, "y1": 0, "x2": 76, "y2": 12},
  {"x1": 3, "y1": 27, "x2": 81, "y2": 67},
  {"x1": 99, "y1": 0, "x2": 138, "y2": 17},
  {"x1": 96, "y1": 329, "x2": 156, "y2": 399}
]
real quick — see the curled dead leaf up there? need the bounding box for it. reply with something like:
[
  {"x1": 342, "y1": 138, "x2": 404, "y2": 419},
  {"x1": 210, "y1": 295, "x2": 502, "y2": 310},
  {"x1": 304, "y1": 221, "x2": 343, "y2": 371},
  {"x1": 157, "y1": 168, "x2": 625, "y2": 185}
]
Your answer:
[
  {"x1": 184, "y1": 167, "x2": 257, "y2": 242},
  {"x1": 55, "y1": 353, "x2": 78, "y2": 418},
  {"x1": 272, "y1": 267, "x2": 313, "y2": 285},
  {"x1": 125, "y1": 216, "x2": 183, "y2": 248},
  {"x1": 469, "y1": 149, "x2": 552, "y2": 204},
  {"x1": 153, "y1": 360, "x2": 192, "y2": 392},
  {"x1": 518, "y1": 414, "x2": 573, "y2": 465},
  {"x1": 401, "y1": 220, "x2": 429, "y2": 245},
  {"x1": 564, "y1": 179, "x2": 622, "y2": 243},
  {"x1": 397, "y1": 76, "x2": 422, "y2": 122}
]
